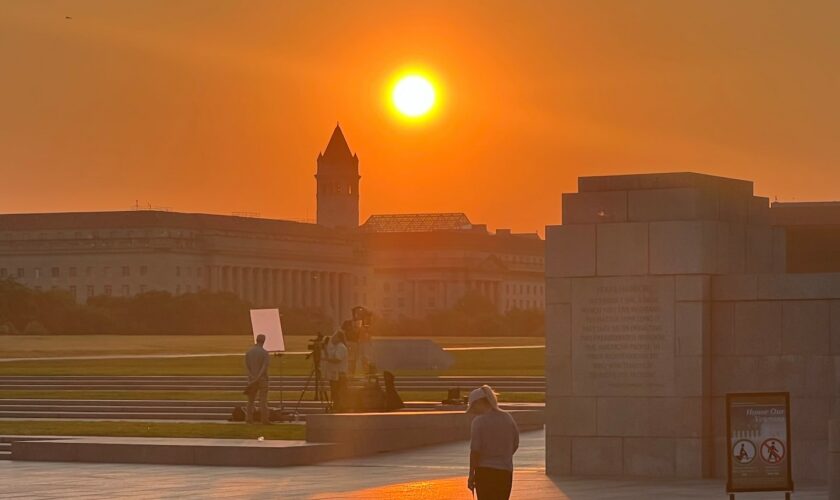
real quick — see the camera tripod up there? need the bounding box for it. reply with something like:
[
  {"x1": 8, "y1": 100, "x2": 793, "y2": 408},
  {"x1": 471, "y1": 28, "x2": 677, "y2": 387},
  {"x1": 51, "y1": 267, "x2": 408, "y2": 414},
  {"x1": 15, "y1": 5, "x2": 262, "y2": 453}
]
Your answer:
[{"x1": 294, "y1": 340, "x2": 331, "y2": 413}]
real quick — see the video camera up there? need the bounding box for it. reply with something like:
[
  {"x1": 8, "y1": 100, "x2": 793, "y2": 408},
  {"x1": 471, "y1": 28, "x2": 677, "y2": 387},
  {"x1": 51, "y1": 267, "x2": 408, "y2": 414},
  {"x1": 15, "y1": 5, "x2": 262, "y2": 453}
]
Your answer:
[
  {"x1": 306, "y1": 333, "x2": 325, "y2": 362},
  {"x1": 352, "y1": 306, "x2": 373, "y2": 327}
]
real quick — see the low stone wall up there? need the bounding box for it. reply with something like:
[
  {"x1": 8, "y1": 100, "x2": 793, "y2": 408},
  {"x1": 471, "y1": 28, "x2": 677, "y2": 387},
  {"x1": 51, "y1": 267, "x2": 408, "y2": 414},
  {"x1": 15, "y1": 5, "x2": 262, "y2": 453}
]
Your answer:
[
  {"x1": 306, "y1": 409, "x2": 544, "y2": 455},
  {"x1": 12, "y1": 437, "x2": 338, "y2": 467}
]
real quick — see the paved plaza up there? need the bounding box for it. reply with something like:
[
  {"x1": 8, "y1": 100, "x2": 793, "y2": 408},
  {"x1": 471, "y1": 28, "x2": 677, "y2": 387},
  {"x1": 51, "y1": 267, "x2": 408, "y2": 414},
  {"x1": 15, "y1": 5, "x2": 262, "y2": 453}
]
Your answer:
[{"x1": 0, "y1": 430, "x2": 828, "y2": 499}]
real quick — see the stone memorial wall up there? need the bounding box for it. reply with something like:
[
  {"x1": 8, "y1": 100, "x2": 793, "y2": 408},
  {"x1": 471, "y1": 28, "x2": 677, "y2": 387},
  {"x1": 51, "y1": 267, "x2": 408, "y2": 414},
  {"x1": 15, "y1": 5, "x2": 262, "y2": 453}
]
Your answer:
[{"x1": 546, "y1": 172, "x2": 840, "y2": 483}]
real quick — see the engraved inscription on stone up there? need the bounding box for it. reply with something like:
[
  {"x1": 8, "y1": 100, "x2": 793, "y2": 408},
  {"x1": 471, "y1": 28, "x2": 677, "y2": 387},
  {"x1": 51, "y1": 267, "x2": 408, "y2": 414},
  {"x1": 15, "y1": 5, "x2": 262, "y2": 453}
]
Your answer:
[{"x1": 571, "y1": 276, "x2": 674, "y2": 396}]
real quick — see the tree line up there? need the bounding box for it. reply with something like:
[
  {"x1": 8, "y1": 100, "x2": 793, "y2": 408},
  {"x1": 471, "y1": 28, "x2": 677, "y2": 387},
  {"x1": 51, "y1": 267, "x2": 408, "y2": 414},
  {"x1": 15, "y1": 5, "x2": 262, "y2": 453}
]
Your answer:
[{"x1": 0, "y1": 278, "x2": 544, "y2": 337}]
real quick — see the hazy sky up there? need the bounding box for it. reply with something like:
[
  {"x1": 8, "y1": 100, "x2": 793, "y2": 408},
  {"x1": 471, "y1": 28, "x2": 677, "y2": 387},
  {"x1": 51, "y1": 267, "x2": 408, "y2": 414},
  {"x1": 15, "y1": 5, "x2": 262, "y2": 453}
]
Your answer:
[{"x1": 2, "y1": 1, "x2": 838, "y2": 233}]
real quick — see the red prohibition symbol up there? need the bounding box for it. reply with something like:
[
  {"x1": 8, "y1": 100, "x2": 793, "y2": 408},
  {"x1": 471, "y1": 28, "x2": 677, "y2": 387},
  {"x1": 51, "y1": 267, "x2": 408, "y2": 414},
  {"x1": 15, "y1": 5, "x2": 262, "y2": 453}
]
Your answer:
[{"x1": 759, "y1": 438, "x2": 785, "y2": 464}]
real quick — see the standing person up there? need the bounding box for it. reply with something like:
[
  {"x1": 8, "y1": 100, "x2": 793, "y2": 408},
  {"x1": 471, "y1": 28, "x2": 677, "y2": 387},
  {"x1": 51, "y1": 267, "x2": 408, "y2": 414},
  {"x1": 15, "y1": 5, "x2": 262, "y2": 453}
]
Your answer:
[
  {"x1": 244, "y1": 334, "x2": 271, "y2": 424},
  {"x1": 467, "y1": 385, "x2": 519, "y2": 500},
  {"x1": 325, "y1": 331, "x2": 348, "y2": 410}
]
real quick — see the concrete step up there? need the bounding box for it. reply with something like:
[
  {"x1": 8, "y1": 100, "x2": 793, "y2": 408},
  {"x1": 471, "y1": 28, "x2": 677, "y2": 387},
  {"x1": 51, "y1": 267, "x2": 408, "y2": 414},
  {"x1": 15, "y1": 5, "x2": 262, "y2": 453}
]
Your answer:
[
  {"x1": 0, "y1": 375, "x2": 545, "y2": 381},
  {"x1": 0, "y1": 442, "x2": 11, "y2": 451},
  {"x1": 0, "y1": 451, "x2": 10, "y2": 460},
  {"x1": 0, "y1": 411, "x2": 232, "y2": 420}
]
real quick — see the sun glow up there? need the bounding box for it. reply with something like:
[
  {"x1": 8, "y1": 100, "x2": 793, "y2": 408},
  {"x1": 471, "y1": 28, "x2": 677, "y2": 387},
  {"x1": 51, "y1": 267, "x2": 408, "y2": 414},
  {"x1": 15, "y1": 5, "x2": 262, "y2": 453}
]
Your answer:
[{"x1": 391, "y1": 74, "x2": 436, "y2": 118}]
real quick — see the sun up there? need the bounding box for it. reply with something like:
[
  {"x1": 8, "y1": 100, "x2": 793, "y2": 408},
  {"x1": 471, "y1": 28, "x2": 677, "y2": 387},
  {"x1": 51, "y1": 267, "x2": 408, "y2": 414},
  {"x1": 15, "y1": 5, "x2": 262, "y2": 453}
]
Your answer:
[{"x1": 391, "y1": 74, "x2": 436, "y2": 118}]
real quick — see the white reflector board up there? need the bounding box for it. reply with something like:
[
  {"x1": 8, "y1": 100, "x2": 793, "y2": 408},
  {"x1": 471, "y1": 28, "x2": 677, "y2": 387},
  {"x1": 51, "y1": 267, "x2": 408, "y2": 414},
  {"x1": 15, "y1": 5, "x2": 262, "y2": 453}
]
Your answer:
[{"x1": 249, "y1": 308, "x2": 285, "y2": 352}]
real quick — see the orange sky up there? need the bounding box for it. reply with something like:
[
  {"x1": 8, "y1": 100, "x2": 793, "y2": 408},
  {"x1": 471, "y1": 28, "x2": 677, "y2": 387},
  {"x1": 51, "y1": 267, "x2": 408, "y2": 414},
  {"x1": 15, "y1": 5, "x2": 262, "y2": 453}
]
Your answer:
[{"x1": 2, "y1": 1, "x2": 839, "y2": 234}]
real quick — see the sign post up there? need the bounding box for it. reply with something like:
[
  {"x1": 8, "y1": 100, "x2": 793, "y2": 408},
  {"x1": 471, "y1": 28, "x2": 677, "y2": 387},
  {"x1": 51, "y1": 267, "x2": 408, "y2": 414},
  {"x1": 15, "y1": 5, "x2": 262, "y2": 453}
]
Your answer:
[{"x1": 726, "y1": 392, "x2": 793, "y2": 499}]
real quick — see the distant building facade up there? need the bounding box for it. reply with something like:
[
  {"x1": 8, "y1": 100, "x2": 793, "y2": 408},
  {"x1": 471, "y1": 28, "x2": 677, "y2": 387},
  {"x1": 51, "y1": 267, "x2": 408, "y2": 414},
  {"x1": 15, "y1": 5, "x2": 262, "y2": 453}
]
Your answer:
[
  {"x1": 360, "y1": 213, "x2": 544, "y2": 319},
  {"x1": 0, "y1": 126, "x2": 544, "y2": 325}
]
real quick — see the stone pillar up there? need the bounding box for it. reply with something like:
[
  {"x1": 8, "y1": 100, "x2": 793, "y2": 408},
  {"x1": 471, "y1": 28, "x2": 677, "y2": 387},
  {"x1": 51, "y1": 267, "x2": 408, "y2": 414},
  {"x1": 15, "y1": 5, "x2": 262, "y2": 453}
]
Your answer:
[
  {"x1": 295, "y1": 270, "x2": 304, "y2": 308},
  {"x1": 232, "y1": 267, "x2": 241, "y2": 299},
  {"x1": 253, "y1": 268, "x2": 262, "y2": 307},
  {"x1": 313, "y1": 271, "x2": 322, "y2": 309},
  {"x1": 339, "y1": 273, "x2": 352, "y2": 323},
  {"x1": 544, "y1": 173, "x2": 766, "y2": 479},
  {"x1": 831, "y1": 419, "x2": 840, "y2": 500},
  {"x1": 281, "y1": 270, "x2": 290, "y2": 307},
  {"x1": 329, "y1": 272, "x2": 338, "y2": 326},
  {"x1": 320, "y1": 271, "x2": 330, "y2": 315},
  {"x1": 221, "y1": 266, "x2": 229, "y2": 292}
]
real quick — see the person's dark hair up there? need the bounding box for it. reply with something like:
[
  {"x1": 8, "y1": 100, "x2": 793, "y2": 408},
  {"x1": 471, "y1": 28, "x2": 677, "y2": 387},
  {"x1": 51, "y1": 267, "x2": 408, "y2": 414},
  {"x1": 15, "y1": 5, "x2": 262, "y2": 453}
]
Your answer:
[{"x1": 256, "y1": 334, "x2": 266, "y2": 345}]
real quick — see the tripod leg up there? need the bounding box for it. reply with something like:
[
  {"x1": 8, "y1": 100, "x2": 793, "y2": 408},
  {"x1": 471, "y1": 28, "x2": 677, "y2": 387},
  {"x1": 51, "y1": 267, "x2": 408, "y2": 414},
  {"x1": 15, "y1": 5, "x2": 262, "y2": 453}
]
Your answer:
[{"x1": 295, "y1": 367, "x2": 316, "y2": 413}]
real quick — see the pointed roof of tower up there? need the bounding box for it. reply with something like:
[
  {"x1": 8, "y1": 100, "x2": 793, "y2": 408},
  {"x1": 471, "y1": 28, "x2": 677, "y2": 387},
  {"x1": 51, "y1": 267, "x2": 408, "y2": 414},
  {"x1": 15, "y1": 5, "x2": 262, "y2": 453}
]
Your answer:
[{"x1": 319, "y1": 123, "x2": 356, "y2": 163}]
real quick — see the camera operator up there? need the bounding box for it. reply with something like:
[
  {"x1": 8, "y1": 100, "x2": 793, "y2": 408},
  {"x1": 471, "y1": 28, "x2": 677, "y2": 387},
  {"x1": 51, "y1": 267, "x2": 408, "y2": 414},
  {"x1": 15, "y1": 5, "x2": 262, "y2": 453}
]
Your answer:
[{"x1": 325, "y1": 330, "x2": 349, "y2": 409}]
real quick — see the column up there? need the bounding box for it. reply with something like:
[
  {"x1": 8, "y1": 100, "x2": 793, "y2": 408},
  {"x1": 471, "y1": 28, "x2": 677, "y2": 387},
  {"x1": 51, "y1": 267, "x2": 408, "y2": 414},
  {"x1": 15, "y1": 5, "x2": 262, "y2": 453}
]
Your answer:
[
  {"x1": 303, "y1": 270, "x2": 310, "y2": 308},
  {"x1": 281, "y1": 270, "x2": 290, "y2": 307},
  {"x1": 329, "y1": 272, "x2": 338, "y2": 326},
  {"x1": 221, "y1": 266, "x2": 229, "y2": 292},
  {"x1": 339, "y1": 273, "x2": 353, "y2": 319},
  {"x1": 244, "y1": 267, "x2": 253, "y2": 303},
  {"x1": 232, "y1": 267, "x2": 240, "y2": 299},
  {"x1": 313, "y1": 271, "x2": 322, "y2": 309},
  {"x1": 253, "y1": 268, "x2": 262, "y2": 307},
  {"x1": 320, "y1": 271, "x2": 330, "y2": 315},
  {"x1": 294, "y1": 270, "x2": 303, "y2": 308},
  {"x1": 271, "y1": 269, "x2": 280, "y2": 306}
]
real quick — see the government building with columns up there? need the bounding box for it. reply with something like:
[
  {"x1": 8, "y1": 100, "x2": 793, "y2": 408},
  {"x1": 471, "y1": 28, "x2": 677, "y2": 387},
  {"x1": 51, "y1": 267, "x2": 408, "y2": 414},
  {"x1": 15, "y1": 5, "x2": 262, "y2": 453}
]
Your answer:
[{"x1": 0, "y1": 126, "x2": 544, "y2": 326}]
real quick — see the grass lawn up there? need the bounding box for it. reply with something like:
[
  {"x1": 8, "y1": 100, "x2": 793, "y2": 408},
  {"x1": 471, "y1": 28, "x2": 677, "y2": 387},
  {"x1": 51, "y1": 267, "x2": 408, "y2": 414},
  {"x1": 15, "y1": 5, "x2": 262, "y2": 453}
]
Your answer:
[
  {"x1": 0, "y1": 334, "x2": 543, "y2": 359},
  {"x1": 0, "y1": 420, "x2": 305, "y2": 440},
  {"x1": 0, "y1": 390, "x2": 545, "y2": 403},
  {"x1": 0, "y1": 347, "x2": 544, "y2": 376}
]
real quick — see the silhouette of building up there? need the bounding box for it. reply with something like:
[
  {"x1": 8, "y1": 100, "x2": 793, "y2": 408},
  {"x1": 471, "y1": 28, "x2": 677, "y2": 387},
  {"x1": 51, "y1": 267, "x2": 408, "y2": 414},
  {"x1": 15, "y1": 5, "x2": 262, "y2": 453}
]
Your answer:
[{"x1": 0, "y1": 126, "x2": 545, "y2": 325}]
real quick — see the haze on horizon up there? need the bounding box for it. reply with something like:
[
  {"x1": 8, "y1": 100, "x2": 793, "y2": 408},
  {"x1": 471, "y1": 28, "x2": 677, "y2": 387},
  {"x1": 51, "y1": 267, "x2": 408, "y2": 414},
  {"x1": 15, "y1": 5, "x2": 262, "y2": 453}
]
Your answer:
[{"x1": 2, "y1": 1, "x2": 839, "y2": 234}]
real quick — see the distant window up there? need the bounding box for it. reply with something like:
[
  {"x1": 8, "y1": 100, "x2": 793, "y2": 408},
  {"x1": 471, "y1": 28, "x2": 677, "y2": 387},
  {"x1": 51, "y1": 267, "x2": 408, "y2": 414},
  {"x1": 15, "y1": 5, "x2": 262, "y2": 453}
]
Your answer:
[
  {"x1": 34, "y1": 268, "x2": 41, "y2": 279},
  {"x1": 122, "y1": 285, "x2": 130, "y2": 296},
  {"x1": 51, "y1": 267, "x2": 60, "y2": 278},
  {"x1": 69, "y1": 267, "x2": 77, "y2": 278},
  {"x1": 69, "y1": 285, "x2": 77, "y2": 298},
  {"x1": 122, "y1": 266, "x2": 130, "y2": 277},
  {"x1": 86, "y1": 285, "x2": 95, "y2": 297},
  {"x1": 0, "y1": 268, "x2": 6, "y2": 278},
  {"x1": 104, "y1": 285, "x2": 112, "y2": 296},
  {"x1": 17, "y1": 268, "x2": 24, "y2": 278},
  {"x1": 140, "y1": 265, "x2": 148, "y2": 276}
]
